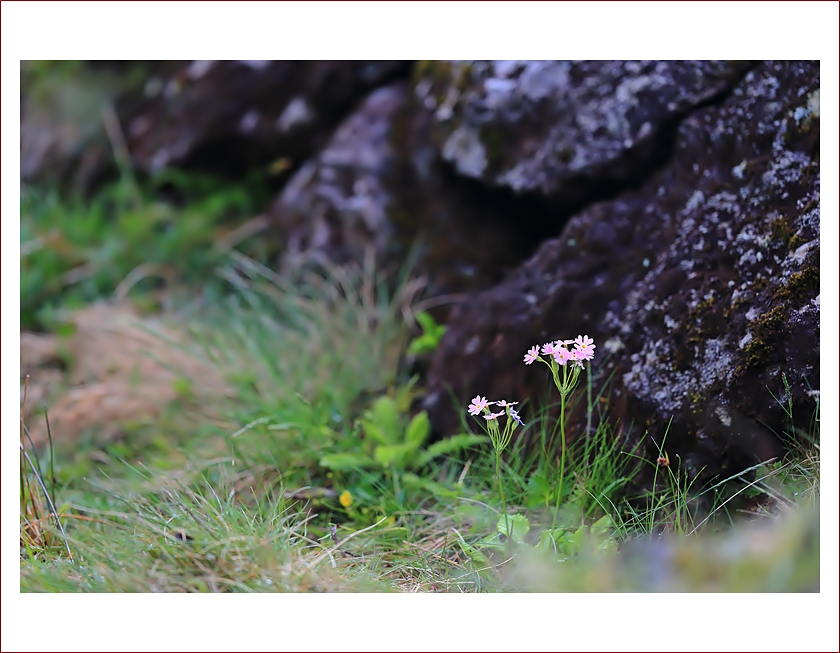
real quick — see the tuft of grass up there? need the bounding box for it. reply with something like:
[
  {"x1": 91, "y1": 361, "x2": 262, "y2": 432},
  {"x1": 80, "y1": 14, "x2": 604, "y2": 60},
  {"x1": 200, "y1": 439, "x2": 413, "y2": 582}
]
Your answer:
[{"x1": 20, "y1": 377, "x2": 73, "y2": 562}]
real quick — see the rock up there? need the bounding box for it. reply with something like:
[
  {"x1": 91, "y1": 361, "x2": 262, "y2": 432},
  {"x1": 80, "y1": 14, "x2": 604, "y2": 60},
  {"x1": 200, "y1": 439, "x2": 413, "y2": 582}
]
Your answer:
[
  {"x1": 415, "y1": 60, "x2": 753, "y2": 202},
  {"x1": 423, "y1": 61, "x2": 820, "y2": 483},
  {"x1": 269, "y1": 82, "x2": 563, "y2": 300},
  {"x1": 125, "y1": 61, "x2": 410, "y2": 177},
  {"x1": 21, "y1": 61, "x2": 410, "y2": 193}
]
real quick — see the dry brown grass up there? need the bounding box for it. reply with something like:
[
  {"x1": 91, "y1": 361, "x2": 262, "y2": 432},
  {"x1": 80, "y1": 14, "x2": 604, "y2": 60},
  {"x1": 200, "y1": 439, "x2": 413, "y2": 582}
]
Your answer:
[{"x1": 21, "y1": 302, "x2": 232, "y2": 449}]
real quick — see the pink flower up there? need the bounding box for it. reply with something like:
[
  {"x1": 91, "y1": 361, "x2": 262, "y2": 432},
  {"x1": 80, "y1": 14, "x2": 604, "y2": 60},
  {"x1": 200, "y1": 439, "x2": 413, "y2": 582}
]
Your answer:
[
  {"x1": 553, "y1": 347, "x2": 572, "y2": 366},
  {"x1": 484, "y1": 411, "x2": 505, "y2": 421},
  {"x1": 524, "y1": 345, "x2": 540, "y2": 365},
  {"x1": 467, "y1": 395, "x2": 489, "y2": 416},
  {"x1": 541, "y1": 342, "x2": 557, "y2": 356},
  {"x1": 494, "y1": 400, "x2": 519, "y2": 407},
  {"x1": 574, "y1": 335, "x2": 596, "y2": 361}
]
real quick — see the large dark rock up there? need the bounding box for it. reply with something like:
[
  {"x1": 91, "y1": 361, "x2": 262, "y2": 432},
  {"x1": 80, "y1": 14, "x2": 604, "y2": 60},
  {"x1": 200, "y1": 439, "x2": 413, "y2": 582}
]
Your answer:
[
  {"x1": 125, "y1": 60, "x2": 410, "y2": 177},
  {"x1": 423, "y1": 60, "x2": 820, "y2": 482},
  {"x1": 268, "y1": 82, "x2": 561, "y2": 299},
  {"x1": 415, "y1": 60, "x2": 753, "y2": 203}
]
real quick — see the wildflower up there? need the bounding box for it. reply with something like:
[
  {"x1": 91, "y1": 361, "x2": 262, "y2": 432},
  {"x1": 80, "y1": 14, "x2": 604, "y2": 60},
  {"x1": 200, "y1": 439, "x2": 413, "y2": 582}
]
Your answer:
[
  {"x1": 494, "y1": 400, "x2": 519, "y2": 408},
  {"x1": 468, "y1": 395, "x2": 489, "y2": 416},
  {"x1": 484, "y1": 411, "x2": 505, "y2": 421},
  {"x1": 553, "y1": 347, "x2": 572, "y2": 366},
  {"x1": 541, "y1": 342, "x2": 557, "y2": 356},
  {"x1": 339, "y1": 490, "x2": 353, "y2": 508},
  {"x1": 574, "y1": 335, "x2": 596, "y2": 360},
  {"x1": 570, "y1": 348, "x2": 586, "y2": 368},
  {"x1": 524, "y1": 345, "x2": 540, "y2": 365},
  {"x1": 509, "y1": 407, "x2": 525, "y2": 426}
]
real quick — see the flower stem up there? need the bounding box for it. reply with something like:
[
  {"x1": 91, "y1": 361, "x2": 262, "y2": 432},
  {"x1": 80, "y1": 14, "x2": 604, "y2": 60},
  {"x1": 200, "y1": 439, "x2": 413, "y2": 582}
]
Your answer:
[
  {"x1": 496, "y1": 449, "x2": 510, "y2": 556},
  {"x1": 552, "y1": 393, "x2": 567, "y2": 531}
]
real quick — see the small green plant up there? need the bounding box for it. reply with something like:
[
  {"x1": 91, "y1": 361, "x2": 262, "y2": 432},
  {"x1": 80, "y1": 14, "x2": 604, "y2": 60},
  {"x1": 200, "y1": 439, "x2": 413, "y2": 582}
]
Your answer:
[
  {"x1": 320, "y1": 388, "x2": 485, "y2": 504},
  {"x1": 407, "y1": 311, "x2": 447, "y2": 357}
]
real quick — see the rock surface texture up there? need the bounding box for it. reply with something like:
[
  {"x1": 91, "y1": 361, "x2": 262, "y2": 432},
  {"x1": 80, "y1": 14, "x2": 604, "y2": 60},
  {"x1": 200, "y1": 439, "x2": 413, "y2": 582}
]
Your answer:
[
  {"x1": 423, "y1": 60, "x2": 820, "y2": 481},
  {"x1": 415, "y1": 60, "x2": 752, "y2": 202}
]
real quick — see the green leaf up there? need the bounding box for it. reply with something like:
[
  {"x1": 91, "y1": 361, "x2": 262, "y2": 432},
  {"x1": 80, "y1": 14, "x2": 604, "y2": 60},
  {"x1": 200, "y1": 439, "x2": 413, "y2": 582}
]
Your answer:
[
  {"x1": 360, "y1": 420, "x2": 391, "y2": 447},
  {"x1": 497, "y1": 514, "x2": 530, "y2": 544},
  {"x1": 416, "y1": 434, "x2": 486, "y2": 467},
  {"x1": 404, "y1": 411, "x2": 430, "y2": 448},
  {"x1": 590, "y1": 514, "x2": 614, "y2": 538},
  {"x1": 401, "y1": 472, "x2": 458, "y2": 498},
  {"x1": 416, "y1": 311, "x2": 437, "y2": 334},
  {"x1": 373, "y1": 443, "x2": 417, "y2": 469},
  {"x1": 366, "y1": 396, "x2": 402, "y2": 444},
  {"x1": 536, "y1": 529, "x2": 557, "y2": 552},
  {"x1": 407, "y1": 335, "x2": 435, "y2": 356},
  {"x1": 454, "y1": 532, "x2": 491, "y2": 569},
  {"x1": 319, "y1": 452, "x2": 376, "y2": 471}
]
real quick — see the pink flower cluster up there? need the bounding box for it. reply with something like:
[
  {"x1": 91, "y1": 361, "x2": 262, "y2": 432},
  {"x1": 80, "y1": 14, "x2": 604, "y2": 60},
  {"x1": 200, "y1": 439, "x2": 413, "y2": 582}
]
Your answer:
[
  {"x1": 467, "y1": 396, "x2": 525, "y2": 425},
  {"x1": 524, "y1": 335, "x2": 596, "y2": 367}
]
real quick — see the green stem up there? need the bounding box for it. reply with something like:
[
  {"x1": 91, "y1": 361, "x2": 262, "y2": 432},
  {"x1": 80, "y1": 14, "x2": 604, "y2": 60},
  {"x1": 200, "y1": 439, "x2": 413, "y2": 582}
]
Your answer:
[
  {"x1": 496, "y1": 449, "x2": 510, "y2": 557},
  {"x1": 552, "y1": 393, "x2": 567, "y2": 531}
]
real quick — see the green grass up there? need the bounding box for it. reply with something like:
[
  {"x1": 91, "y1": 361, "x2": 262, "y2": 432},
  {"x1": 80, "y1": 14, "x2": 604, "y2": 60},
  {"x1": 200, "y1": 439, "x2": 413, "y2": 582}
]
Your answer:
[
  {"x1": 19, "y1": 181, "x2": 820, "y2": 593},
  {"x1": 20, "y1": 170, "x2": 273, "y2": 331}
]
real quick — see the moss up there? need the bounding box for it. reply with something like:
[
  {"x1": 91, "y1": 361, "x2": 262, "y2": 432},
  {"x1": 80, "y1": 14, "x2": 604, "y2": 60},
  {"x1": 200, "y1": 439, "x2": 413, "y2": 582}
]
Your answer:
[
  {"x1": 412, "y1": 61, "x2": 454, "y2": 104},
  {"x1": 769, "y1": 216, "x2": 808, "y2": 252},
  {"x1": 479, "y1": 124, "x2": 508, "y2": 172},
  {"x1": 688, "y1": 390, "x2": 705, "y2": 415},
  {"x1": 772, "y1": 266, "x2": 819, "y2": 304},
  {"x1": 744, "y1": 304, "x2": 788, "y2": 368},
  {"x1": 770, "y1": 216, "x2": 794, "y2": 246}
]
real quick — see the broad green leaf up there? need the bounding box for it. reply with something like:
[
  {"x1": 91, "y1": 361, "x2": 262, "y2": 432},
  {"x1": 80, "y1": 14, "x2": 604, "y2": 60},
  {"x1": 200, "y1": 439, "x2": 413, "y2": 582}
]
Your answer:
[
  {"x1": 373, "y1": 442, "x2": 417, "y2": 469},
  {"x1": 536, "y1": 529, "x2": 558, "y2": 552},
  {"x1": 319, "y1": 452, "x2": 376, "y2": 471},
  {"x1": 360, "y1": 420, "x2": 391, "y2": 447},
  {"x1": 528, "y1": 472, "x2": 551, "y2": 496},
  {"x1": 496, "y1": 513, "x2": 530, "y2": 544},
  {"x1": 401, "y1": 472, "x2": 458, "y2": 498},
  {"x1": 367, "y1": 396, "x2": 402, "y2": 444},
  {"x1": 404, "y1": 411, "x2": 430, "y2": 448},
  {"x1": 590, "y1": 514, "x2": 614, "y2": 538},
  {"x1": 416, "y1": 434, "x2": 486, "y2": 467}
]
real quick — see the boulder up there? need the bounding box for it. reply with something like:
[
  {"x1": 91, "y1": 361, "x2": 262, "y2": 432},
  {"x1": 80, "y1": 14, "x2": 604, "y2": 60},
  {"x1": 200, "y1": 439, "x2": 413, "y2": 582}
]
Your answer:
[
  {"x1": 125, "y1": 60, "x2": 410, "y2": 177},
  {"x1": 423, "y1": 60, "x2": 820, "y2": 482},
  {"x1": 415, "y1": 60, "x2": 753, "y2": 203},
  {"x1": 268, "y1": 82, "x2": 563, "y2": 300}
]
